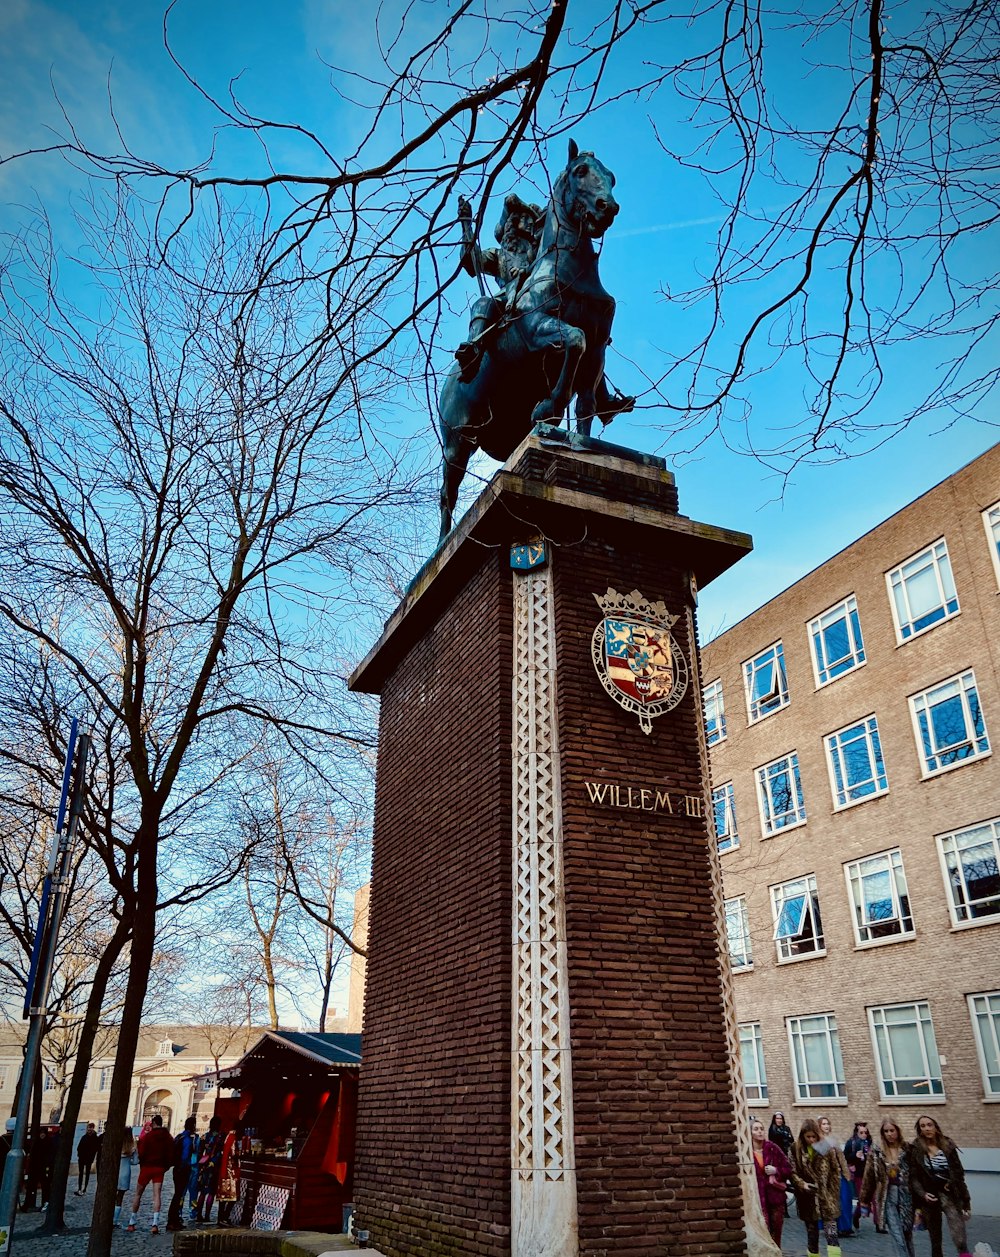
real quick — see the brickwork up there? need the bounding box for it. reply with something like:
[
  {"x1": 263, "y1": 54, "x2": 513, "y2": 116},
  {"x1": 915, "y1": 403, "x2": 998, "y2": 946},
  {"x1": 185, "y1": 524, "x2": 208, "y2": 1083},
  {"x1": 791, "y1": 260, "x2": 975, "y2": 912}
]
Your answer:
[
  {"x1": 702, "y1": 442, "x2": 1000, "y2": 1151},
  {"x1": 353, "y1": 555, "x2": 514, "y2": 1255},
  {"x1": 352, "y1": 435, "x2": 751, "y2": 1255},
  {"x1": 552, "y1": 540, "x2": 746, "y2": 1255}
]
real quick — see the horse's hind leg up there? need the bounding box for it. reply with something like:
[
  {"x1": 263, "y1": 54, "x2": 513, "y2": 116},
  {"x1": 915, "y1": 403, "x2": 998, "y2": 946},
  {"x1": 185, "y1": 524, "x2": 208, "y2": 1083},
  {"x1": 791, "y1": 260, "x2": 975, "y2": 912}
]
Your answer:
[{"x1": 439, "y1": 428, "x2": 473, "y2": 543}]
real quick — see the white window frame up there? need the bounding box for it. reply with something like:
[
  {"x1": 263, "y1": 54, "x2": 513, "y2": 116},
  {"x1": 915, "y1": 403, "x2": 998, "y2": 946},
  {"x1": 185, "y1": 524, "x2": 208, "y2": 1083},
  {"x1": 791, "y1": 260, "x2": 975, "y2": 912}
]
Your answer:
[
  {"x1": 770, "y1": 873, "x2": 825, "y2": 963},
  {"x1": 739, "y1": 1022, "x2": 769, "y2": 1105},
  {"x1": 809, "y1": 594, "x2": 866, "y2": 687},
  {"x1": 825, "y1": 714, "x2": 888, "y2": 809},
  {"x1": 713, "y1": 780, "x2": 738, "y2": 853},
  {"x1": 200, "y1": 1069, "x2": 216, "y2": 1092},
  {"x1": 755, "y1": 751, "x2": 807, "y2": 836},
  {"x1": 968, "y1": 991, "x2": 1000, "y2": 1099},
  {"x1": 704, "y1": 678, "x2": 727, "y2": 747},
  {"x1": 886, "y1": 537, "x2": 960, "y2": 643},
  {"x1": 909, "y1": 669, "x2": 991, "y2": 777},
  {"x1": 984, "y1": 503, "x2": 1000, "y2": 589},
  {"x1": 743, "y1": 641, "x2": 789, "y2": 723},
  {"x1": 786, "y1": 1012, "x2": 848, "y2": 1103},
  {"x1": 868, "y1": 1001, "x2": 945, "y2": 1102},
  {"x1": 845, "y1": 848, "x2": 914, "y2": 946},
  {"x1": 937, "y1": 817, "x2": 1000, "y2": 927},
  {"x1": 42, "y1": 1068, "x2": 58, "y2": 1092},
  {"x1": 725, "y1": 896, "x2": 753, "y2": 971}
]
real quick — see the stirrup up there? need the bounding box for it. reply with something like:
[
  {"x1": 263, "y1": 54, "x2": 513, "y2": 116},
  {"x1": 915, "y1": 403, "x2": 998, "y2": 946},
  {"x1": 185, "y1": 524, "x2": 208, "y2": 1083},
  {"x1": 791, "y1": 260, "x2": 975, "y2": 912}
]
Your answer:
[{"x1": 455, "y1": 341, "x2": 483, "y2": 382}]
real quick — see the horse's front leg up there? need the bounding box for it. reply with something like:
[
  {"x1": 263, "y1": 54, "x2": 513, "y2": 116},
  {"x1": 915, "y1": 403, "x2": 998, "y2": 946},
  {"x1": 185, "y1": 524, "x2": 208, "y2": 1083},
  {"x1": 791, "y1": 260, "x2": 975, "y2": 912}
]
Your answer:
[
  {"x1": 526, "y1": 315, "x2": 586, "y2": 426},
  {"x1": 574, "y1": 350, "x2": 604, "y2": 438}
]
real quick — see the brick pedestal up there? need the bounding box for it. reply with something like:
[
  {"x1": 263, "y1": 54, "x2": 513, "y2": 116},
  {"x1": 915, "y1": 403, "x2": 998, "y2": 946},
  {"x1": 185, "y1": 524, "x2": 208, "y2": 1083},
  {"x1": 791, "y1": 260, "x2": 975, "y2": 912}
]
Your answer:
[{"x1": 350, "y1": 428, "x2": 756, "y2": 1256}]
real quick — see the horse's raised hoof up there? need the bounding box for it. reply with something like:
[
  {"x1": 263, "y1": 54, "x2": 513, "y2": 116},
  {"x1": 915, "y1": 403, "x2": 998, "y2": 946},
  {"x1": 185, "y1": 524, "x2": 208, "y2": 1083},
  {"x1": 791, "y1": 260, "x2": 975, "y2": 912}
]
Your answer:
[
  {"x1": 531, "y1": 399, "x2": 558, "y2": 425},
  {"x1": 455, "y1": 341, "x2": 482, "y2": 383}
]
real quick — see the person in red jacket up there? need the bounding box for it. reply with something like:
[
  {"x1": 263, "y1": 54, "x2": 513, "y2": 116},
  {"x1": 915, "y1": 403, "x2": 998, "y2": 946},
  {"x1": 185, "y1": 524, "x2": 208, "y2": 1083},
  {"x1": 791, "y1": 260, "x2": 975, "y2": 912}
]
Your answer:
[
  {"x1": 127, "y1": 1114, "x2": 174, "y2": 1234},
  {"x1": 751, "y1": 1117, "x2": 793, "y2": 1244}
]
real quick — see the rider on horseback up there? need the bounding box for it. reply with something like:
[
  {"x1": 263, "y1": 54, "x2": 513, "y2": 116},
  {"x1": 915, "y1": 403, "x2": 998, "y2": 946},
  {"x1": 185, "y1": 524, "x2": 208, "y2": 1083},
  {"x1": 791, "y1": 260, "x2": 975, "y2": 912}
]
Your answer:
[{"x1": 454, "y1": 192, "x2": 545, "y2": 383}]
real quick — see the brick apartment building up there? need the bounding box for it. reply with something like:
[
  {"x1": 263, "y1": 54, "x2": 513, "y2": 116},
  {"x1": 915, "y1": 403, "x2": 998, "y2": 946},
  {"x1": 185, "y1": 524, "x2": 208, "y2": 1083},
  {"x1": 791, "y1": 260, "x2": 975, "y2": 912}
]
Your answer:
[{"x1": 701, "y1": 441, "x2": 1000, "y2": 1209}]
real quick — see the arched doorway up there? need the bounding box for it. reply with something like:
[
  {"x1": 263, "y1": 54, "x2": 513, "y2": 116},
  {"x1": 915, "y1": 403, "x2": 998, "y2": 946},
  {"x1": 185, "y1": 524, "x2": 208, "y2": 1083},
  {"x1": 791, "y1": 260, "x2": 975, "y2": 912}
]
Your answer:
[{"x1": 143, "y1": 1088, "x2": 173, "y2": 1130}]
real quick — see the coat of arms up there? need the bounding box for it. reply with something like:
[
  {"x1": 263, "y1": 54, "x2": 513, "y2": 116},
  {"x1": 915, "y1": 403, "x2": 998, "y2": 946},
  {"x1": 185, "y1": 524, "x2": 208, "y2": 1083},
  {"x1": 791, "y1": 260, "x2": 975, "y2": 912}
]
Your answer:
[{"x1": 591, "y1": 588, "x2": 689, "y2": 734}]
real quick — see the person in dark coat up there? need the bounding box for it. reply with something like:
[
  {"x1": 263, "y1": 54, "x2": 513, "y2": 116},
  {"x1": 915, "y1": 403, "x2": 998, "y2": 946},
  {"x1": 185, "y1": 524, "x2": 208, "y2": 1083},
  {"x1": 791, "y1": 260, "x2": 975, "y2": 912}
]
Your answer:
[
  {"x1": 768, "y1": 1111, "x2": 794, "y2": 1157},
  {"x1": 844, "y1": 1120, "x2": 874, "y2": 1230},
  {"x1": 75, "y1": 1122, "x2": 100, "y2": 1194},
  {"x1": 21, "y1": 1127, "x2": 55, "y2": 1211},
  {"x1": 908, "y1": 1114, "x2": 972, "y2": 1257},
  {"x1": 751, "y1": 1118, "x2": 793, "y2": 1244},
  {"x1": 166, "y1": 1116, "x2": 199, "y2": 1232}
]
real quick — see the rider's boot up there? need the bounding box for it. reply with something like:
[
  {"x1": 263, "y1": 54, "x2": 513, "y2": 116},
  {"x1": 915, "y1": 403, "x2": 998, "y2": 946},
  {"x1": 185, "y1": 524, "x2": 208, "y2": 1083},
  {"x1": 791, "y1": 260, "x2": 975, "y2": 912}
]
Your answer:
[{"x1": 455, "y1": 316, "x2": 489, "y2": 382}]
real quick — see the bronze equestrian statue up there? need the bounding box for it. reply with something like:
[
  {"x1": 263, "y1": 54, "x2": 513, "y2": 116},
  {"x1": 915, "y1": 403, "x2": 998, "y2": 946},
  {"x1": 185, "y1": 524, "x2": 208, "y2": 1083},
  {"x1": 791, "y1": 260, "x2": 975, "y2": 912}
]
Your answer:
[{"x1": 438, "y1": 140, "x2": 634, "y2": 540}]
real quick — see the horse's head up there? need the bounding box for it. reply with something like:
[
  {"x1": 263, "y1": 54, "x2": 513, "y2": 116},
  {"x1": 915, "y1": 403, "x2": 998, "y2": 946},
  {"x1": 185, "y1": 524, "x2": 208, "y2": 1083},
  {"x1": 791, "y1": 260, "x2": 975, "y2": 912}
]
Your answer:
[{"x1": 559, "y1": 138, "x2": 619, "y2": 237}]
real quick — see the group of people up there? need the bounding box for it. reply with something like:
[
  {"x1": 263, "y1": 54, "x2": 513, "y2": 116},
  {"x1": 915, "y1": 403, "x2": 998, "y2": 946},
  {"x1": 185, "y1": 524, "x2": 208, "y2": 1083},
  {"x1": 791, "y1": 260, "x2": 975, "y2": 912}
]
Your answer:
[
  {"x1": 110, "y1": 1112, "x2": 243, "y2": 1233},
  {"x1": 751, "y1": 1110, "x2": 974, "y2": 1257}
]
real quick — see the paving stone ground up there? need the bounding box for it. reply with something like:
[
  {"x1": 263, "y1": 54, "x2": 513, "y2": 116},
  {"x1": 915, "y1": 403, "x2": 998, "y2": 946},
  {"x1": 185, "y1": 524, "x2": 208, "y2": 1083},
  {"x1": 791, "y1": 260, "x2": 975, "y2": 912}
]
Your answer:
[
  {"x1": 780, "y1": 1212, "x2": 1000, "y2": 1256},
  {"x1": 7, "y1": 1186, "x2": 998, "y2": 1255}
]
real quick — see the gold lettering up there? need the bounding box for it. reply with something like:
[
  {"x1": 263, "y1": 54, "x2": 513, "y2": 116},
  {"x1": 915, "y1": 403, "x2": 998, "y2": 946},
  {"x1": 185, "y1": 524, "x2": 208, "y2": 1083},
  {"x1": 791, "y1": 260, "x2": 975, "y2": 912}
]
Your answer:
[
  {"x1": 612, "y1": 785, "x2": 621, "y2": 806},
  {"x1": 685, "y1": 794, "x2": 704, "y2": 817},
  {"x1": 655, "y1": 790, "x2": 674, "y2": 813},
  {"x1": 626, "y1": 787, "x2": 636, "y2": 808},
  {"x1": 640, "y1": 789, "x2": 653, "y2": 811},
  {"x1": 585, "y1": 782, "x2": 611, "y2": 805}
]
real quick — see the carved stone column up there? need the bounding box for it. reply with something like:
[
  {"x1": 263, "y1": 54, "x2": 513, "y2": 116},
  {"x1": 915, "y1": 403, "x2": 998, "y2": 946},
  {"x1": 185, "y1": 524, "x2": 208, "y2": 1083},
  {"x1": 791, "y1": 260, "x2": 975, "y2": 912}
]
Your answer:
[{"x1": 511, "y1": 557, "x2": 578, "y2": 1255}]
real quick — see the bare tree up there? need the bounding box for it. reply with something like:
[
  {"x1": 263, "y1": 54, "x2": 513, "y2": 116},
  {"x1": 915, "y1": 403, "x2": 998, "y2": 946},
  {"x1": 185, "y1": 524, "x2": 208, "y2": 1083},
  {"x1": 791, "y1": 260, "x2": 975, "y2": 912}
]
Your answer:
[
  {"x1": 0, "y1": 190, "x2": 417, "y2": 1255},
  {"x1": 4, "y1": 0, "x2": 995, "y2": 472}
]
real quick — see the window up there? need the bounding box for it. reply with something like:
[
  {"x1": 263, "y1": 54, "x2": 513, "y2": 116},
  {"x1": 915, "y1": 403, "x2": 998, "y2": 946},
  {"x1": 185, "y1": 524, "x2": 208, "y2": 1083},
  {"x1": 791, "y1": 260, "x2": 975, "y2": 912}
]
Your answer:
[
  {"x1": 910, "y1": 670, "x2": 990, "y2": 776},
  {"x1": 725, "y1": 896, "x2": 753, "y2": 971},
  {"x1": 756, "y1": 752, "x2": 806, "y2": 835},
  {"x1": 968, "y1": 992, "x2": 1000, "y2": 1098},
  {"x1": 985, "y1": 503, "x2": 1000, "y2": 587},
  {"x1": 0, "y1": 1065, "x2": 8, "y2": 1091},
  {"x1": 826, "y1": 715, "x2": 888, "y2": 808},
  {"x1": 200, "y1": 1069, "x2": 216, "y2": 1092},
  {"x1": 739, "y1": 1023, "x2": 768, "y2": 1103},
  {"x1": 887, "y1": 538, "x2": 959, "y2": 641},
  {"x1": 845, "y1": 848, "x2": 914, "y2": 944},
  {"x1": 156, "y1": 1038, "x2": 173, "y2": 1057},
  {"x1": 704, "y1": 679, "x2": 727, "y2": 746},
  {"x1": 869, "y1": 1002, "x2": 944, "y2": 1100},
  {"x1": 97, "y1": 1066, "x2": 111, "y2": 1091},
  {"x1": 744, "y1": 642, "x2": 789, "y2": 722},
  {"x1": 938, "y1": 818, "x2": 1000, "y2": 925},
  {"x1": 787, "y1": 1013, "x2": 847, "y2": 1100},
  {"x1": 809, "y1": 595, "x2": 866, "y2": 686},
  {"x1": 771, "y1": 874, "x2": 825, "y2": 961},
  {"x1": 42, "y1": 1069, "x2": 57, "y2": 1092},
  {"x1": 713, "y1": 781, "x2": 738, "y2": 853}
]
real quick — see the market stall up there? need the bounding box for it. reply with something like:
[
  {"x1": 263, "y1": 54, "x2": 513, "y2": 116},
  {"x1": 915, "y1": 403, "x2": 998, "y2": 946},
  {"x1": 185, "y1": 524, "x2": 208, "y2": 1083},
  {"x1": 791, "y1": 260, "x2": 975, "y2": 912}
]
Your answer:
[{"x1": 214, "y1": 1030, "x2": 361, "y2": 1232}]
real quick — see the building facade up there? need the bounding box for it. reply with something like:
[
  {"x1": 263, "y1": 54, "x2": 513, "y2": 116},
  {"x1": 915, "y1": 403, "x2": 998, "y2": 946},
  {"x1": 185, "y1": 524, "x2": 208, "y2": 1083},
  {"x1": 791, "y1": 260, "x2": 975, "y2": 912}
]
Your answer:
[{"x1": 702, "y1": 442, "x2": 1000, "y2": 1209}]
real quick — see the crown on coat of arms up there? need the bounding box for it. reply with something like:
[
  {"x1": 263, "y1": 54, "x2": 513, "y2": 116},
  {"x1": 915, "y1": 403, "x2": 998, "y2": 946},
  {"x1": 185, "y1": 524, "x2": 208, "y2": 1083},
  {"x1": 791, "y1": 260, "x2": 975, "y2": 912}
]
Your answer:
[{"x1": 593, "y1": 587, "x2": 677, "y2": 628}]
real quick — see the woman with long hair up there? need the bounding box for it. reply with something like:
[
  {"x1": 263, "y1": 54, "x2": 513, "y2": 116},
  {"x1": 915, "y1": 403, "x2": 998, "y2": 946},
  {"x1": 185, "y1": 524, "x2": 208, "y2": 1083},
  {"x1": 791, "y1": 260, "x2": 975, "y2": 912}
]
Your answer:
[
  {"x1": 768, "y1": 1111, "x2": 794, "y2": 1158},
  {"x1": 908, "y1": 1115, "x2": 972, "y2": 1257},
  {"x1": 113, "y1": 1127, "x2": 137, "y2": 1228},
  {"x1": 750, "y1": 1118, "x2": 792, "y2": 1245},
  {"x1": 790, "y1": 1118, "x2": 845, "y2": 1255},
  {"x1": 844, "y1": 1120, "x2": 874, "y2": 1230},
  {"x1": 817, "y1": 1115, "x2": 854, "y2": 1236},
  {"x1": 860, "y1": 1118, "x2": 914, "y2": 1257}
]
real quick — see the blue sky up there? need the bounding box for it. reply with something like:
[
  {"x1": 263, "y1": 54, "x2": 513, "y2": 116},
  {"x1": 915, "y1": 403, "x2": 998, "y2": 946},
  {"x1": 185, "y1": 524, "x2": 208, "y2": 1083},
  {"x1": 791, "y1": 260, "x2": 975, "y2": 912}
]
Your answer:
[{"x1": 1, "y1": 0, "x2": 997, "y2": 645}]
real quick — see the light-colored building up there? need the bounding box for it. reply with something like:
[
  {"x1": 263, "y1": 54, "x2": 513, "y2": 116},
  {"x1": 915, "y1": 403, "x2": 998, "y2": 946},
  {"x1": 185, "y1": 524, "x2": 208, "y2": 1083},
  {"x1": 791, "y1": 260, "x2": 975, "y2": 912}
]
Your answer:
[
  {"x1": 702, "y1": 441, "x2": 1000, "y2": 1210},
  {"x1": 0, "y1": 1020, "x2": 346, "y2": 1130}
]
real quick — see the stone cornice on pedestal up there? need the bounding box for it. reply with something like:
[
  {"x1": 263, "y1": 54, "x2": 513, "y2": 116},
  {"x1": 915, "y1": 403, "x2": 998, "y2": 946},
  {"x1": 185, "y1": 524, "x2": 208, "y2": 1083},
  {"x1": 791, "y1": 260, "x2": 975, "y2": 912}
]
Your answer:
[{"x1": 349, "y1": 425, "x2": 752, "y2": 695}]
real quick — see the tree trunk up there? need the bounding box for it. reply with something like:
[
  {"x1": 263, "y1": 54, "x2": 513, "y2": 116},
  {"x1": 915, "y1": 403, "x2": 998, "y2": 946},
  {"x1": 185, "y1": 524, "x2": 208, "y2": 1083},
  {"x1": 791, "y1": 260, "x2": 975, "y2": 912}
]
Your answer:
[
  {"x1": 263, "y1": 941, "x2": 278, "y2": 1030},
  {"x1": 43, "y1": 916, "x2": 131, "y2": 1232},
  {"x1": 86, "y1": 831, "x2": 158, "y2": 1257}
]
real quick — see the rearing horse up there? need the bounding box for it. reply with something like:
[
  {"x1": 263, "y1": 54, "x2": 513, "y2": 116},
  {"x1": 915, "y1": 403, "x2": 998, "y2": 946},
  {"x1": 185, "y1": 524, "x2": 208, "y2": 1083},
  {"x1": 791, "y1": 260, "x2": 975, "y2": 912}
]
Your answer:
[{"x1": 437, "y1": 140, "x2": 633, "y2": 540}]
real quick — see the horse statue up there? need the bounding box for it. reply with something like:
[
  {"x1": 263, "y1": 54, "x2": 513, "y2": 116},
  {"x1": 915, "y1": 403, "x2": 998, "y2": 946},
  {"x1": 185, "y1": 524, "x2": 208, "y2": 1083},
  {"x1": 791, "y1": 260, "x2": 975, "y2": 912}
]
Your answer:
[{"x1": 437, "y1": 139, "x2": 634, "y2": 540}]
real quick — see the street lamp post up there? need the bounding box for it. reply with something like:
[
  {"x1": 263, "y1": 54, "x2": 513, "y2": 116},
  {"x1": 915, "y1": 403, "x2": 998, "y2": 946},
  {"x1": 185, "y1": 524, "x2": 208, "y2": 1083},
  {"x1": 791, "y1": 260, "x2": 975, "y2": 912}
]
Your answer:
[{"x1": 0, "y1": 722, "x2": 90, "y2": 1254}]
